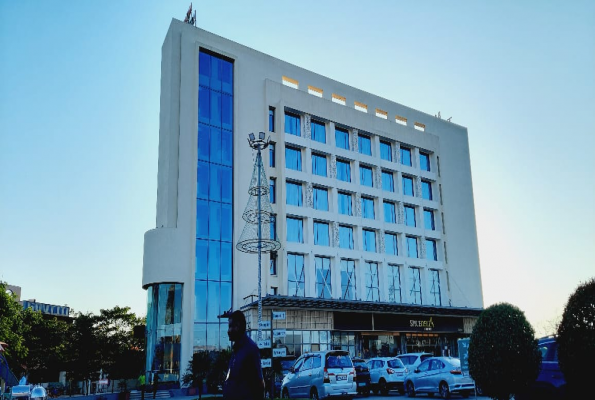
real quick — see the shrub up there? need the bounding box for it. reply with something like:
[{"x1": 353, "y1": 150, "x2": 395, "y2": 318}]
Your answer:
[
  {"x1": 469, "y1": 302, "x2": 541, "y2": 400},
  {"x1": 557, "y1": 277, "x2": 595, "y2": 397}
]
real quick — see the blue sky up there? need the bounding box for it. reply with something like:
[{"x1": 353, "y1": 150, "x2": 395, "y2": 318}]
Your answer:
[{"x1": 1, "y1": 0, "x2": 593, "y2": 336}]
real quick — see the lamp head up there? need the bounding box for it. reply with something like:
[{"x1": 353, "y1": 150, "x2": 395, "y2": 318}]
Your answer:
[
  {"x1": 259, "y1": 131, "x2": 266, "y2": 140},
  {"x1": 248, "y1": 133, "x2": 256, "y2": 141}
]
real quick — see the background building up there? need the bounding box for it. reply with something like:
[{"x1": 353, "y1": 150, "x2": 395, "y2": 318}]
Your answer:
[{"x1": 142, "y1": 19, "x2": 484, "y2": 381}]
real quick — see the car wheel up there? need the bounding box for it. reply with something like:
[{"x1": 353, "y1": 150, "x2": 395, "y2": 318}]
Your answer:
[
  {"x1": 439, "y1": 382, "x2": 450, "y2": 399},
  {"x1": 310, "y1": 388, "x2": 319, "y2": 400},
  {"x1": 406, "y1": 381, "x2": 416, "y2": 398},
  {"x1": 379, "y1": 379, "x2": 388, "y2": 396},
  {"x1": 282, "y1": 388, "x2": 290, "y2": 399}
]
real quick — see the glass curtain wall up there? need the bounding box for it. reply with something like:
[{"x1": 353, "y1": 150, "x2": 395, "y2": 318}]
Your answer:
[{"x1": 196, "y1": 50, "x2": 233, "y2": 352}]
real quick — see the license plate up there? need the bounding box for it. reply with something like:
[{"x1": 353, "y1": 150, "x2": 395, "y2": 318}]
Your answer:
[{"x1": 336, "y1": 375, "x2": 347, "y2": 381}]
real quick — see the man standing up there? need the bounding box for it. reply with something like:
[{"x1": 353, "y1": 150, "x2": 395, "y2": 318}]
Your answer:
[{"x1": 223, "y1": 310, "x2": 264, "y2": 400}]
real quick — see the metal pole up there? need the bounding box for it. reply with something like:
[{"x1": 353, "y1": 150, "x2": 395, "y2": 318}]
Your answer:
[{"x1": 257, "y1": 148, "x2": 263, "y2": 341}]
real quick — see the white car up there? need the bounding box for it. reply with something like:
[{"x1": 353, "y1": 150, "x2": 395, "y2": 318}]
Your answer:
[
  {"x1": 396, "y1": 352, "x2": 433, "y2": 373},
  {"x1": 366, "y1": 357, "x2": 407, "y2": 395}
]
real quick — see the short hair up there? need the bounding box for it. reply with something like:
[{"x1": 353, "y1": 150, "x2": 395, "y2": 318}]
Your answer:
[{"x1": 229, "y1": 310, "x2": 247, "y2": 333}]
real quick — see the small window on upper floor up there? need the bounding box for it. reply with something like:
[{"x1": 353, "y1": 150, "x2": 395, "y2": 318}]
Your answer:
[
  {"x1": 269, "y1": 142, "x2": 276, "y2": 168},
  {"x1": 420, "y1": 152, "x2": 430, "y2": 171},
  {"x1": 380, "y1": 141, "x2": 392, "y2": 161},
  {"x1": 312, "y1": 120, "x2": 326, "y2": 144},
  {"x1": 269, "y1": 107, "x2": 275, "y2": 132},
  {"x1": 285, "y1": 146, "x2": 302, "y2": 171},
  {"x1": 422, "y1": 180, "x2": 433, "y2": 200},
  {"x1": 402, "y1": 176, "x2": 414, "y2": 196},
  {"x1": 400, "y1": 147, "x2": 412, "y2": 166},
  {"x1": 359, "y1": 165, "x2": 373, "y2": 187},
  {"x1": 312, "y1": 153, "x2": 327, "y2": 177},
  {"x1": 404, "y1": 205, "x2": 416, "y2": 227},
  {"x1": 286, "y1": 181, "x2": 303, "y2": 206},
  {"x1": 382, "y1": 170, "x2": 394, "y2": 192},
  {"x1": 269, "y1": 178, "x2": 276, "y2": 204},
  {"x1": 424, "y1": 209, "x2": 435, "y2": 230},
  {"x1": 335, "y1": 127, "x2": 349, "y2": 150},
  {"x1": 285, "y1": 112, "x2": 301, "y2": 136},
  {"x1": 358, "y1": 134, "x2": 372, "y2": 156},
  {"x1": 336, "y1": 159, "x2": 351, "y2": 182}
]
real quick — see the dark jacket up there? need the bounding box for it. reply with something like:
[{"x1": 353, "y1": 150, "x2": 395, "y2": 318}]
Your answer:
[{"x1": 223, "y1": 334, "x2": 264, "y2": 400}]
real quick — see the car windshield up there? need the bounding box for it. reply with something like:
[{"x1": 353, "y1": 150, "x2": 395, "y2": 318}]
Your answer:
[
  {"x1": 326, "y1": 353, "x2": 352, "y2": 368},
  {"x1": 388, "y1": 359, "x2": 405, "y2": 368},
  {"x1": 281, "y1": 360, "x2": 294, "y2": 371},
  {"x1": 353, "y1": 360, "x2": 367, "y2": 368}
]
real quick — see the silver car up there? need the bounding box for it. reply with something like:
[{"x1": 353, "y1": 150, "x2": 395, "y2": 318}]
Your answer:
[
  {"x1": 281, "y1": 350, "x2": 357, "y2": 399},
  {"x1": 404, "y1": 356, "x2": 475, "y2": 398}
]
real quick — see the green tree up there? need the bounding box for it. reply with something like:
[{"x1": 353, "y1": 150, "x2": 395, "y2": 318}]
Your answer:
[
  {"x1": 557, "y1": 277, "x2": 595, "y2": 397},
  {"x1": 208, "y1": 349, "x2": 231, "y2": 394},
  {"x1": 469, "y1": 302, "x2": 541, "y2": 400},
  {"x1": 65, "y1": 312, "x2": 101, "y2": 394},
  {"x1": 0, "y1": 282, "x2": 27, "y2": 378},
  {"x1": 182, "y1": 351, "x2": 212, "y2": 399}
]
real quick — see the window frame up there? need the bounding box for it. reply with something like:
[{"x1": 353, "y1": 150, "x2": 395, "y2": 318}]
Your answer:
[{"x1": 380, "y1": 140, "x2": 392, "y2": 161}]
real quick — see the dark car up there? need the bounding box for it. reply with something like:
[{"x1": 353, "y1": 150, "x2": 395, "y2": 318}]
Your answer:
[
  {"x1": 352, "y1": 357, "x2": 371, "y2": 396},
  {"x1": 265, "y1": 356, "x2": 296, "y2": 398},
  {"x1": 517, "y1": 335, "x2": 567, "y2": 400}
]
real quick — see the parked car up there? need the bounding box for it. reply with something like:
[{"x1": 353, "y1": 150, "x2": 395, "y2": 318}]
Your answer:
[
  {"x1": 265, "y1": 355, "x2": 296, "y2": 398},
  {"x1": 404, "y1": 356, "x2": 475, "y2": 398},
  {"x1": 397, "y1": 352, "x2": 433, "y2": 373},
  {"x1": 516, "y1": 335, "x2": 567, "y2": 400},
  {"x1": 351, "y1": 358, "x2": 371, "y2": 396},
  {"x1": 11, "y1": 385, "x2": 32, "y2": 400},
  {"x1": 366, "y1": 357, "x2": 407, "y2": 395},
  {"x1": 281, "y1": 350, "x2": 357, "y2": 399}
]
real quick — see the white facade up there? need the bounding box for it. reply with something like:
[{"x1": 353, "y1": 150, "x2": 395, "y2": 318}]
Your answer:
[{"x1": 142, "y1": 19, "x2": 483, "y2": 380}]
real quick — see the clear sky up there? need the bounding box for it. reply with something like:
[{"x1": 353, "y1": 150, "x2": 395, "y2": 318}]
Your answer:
[{"x1": 1, "y1": 0, "x2": 593, "y2": 337}]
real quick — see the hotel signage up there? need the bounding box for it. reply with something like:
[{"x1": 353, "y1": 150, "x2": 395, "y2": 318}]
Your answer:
[{"x1": 22, "y1": 301, "x2": 70, "y2": 317}]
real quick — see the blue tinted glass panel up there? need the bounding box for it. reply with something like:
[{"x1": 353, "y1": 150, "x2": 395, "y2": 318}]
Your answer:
[
  {"x1": 210, "y1": 56, "x2": 222, "y2": 92},
  {"x1": 339, "y1": 226, "x2": 354, "y2": 249},
  {"x1": 221, "y1": 203, "x2": 232, "y2": 242},
  {"x1": 221, "y1": 166, "x2": 232, "y2": 204},
  {"x1": 314, "y1": 222, "x2": 329, "y2": 246},
  {"x1": 422, "y1": 180, "x2": 433, "y2": 200},
  {"x1": 426, "y1": 239, "x2": 437, "y2": 261},
  {"x1": 287, "y1": 253, "x2": 305, "y2": 297},
  {"x1": 420, "y1": 152, "x2": 430, "y2": 171},
  {"x1": 338, "y1": 192, "x2": 352, "y2": 216},
  {"x1": 208, "y1": 202, "x2": 221, "y2": 240},
  {"x1": 360, "y1": 166, "x2": 373, "y2": 187},
  {"x1": 361, "y1": 197, "x2": 375, "y2": 219},
  {"x1": 424, "y1": 209, "x2": 435, "y2": 230},
  {"x1": 270, "y1": 215, "x2": 276, "y2": 240},
  {"x1": 313, "y1": 187, "x2": 329, "y2": 211},
  {"x1": 384, "y1": 201, "x2": 396, "y2": 223},
  {"x1": 337, "y1": 160, "x2": 351, "y2": 182},
  {"x1": 207, "y1": 281, "x2": 220, "y2": 322},
  {"x1": 198, "y1": 124, "x2": 210, "y2": 161},
  {"x1": 199, "y1": 52, "x2": 211, "y2": 87},
  {"x1": 269, "y1": 179, "x2": 276, "y2": 204},
  {"x1": 198, "y1": 86, "x2": 210, "y2": 124},
  {"x1": 197, "y1": 161, "x2": 209, "y2": 200},
  {"x1": 315, "y1": 257, "x2": 332, "y2": 299},
  {"x1": 335, "y1": 128, "x2": 349, "y2": 149},
  {"x1": 405, "y1": 206, "x2": 416, "y2": 227},
  {"x1": 285, "y1": 147, "x2": 302, "y2": 171},
  {"x1": 221, "y1": 94, "x2": 232, "y2": 131},
  {"x1": 209, "y1": 164, "x2": 222, "y2": 202},
  {"x1": 401, "y1": 148, "x2": 412, "y2": 166},
  {"x1": 380, "y1": 141, "x2": 392, "y2": 161},
  {"x1": 196, "y1": 199, "x2": 209, "y2": 239},
  {"x1": 220, "y1": 282, "x2": 232, "y2": 314},
  {"x1": 287, "y1": 217, "x2": 303, "y2": 243},
  {"x1": 269, "y1": 108, "x2": 275, "y2": 132},
  {"x1": 210, "y1": 127, "x2": 222, "y2": 165},
  {"x1": 312, "y1": 121, "x2": 326, "y2": 143},
  {"x1": 385, "y1": 233, "x2": 398, "y2": 255},
  {"x1": 221, "y1": 130, "x2": 232, "y2": 167},
  {"x1": 358, "y1": 134, "x2": 371, "y2": 155},
  {"x1": 340, "y1": 260, "x2": 356, "y2": 300},
  {"x1": 195, "y1": 281, "x2": 207, "y2": 322},
  {"x1": 286, "y1": 182, "x2": 303, "y2": 206},
  {"x1": 402, "y1": 176, "x2": 414, "y2": 196},
  {"x1": 363, "y1": 229, "x2": 376, "y2": 252},
  {"x1": 208, "y1": 240, "x2": 221, "y2": 280},
  {"x1": 285, "y1": 113, "x2": 301, "y2": 136},
  {"x1": 407, "y1": 236, "x2": 418, "y2": 258},
  {"x1": 312, "y1": 154, "x2": 327, "y2": 176},
  {"x1": 195, "y1": 239, "x2": 208, "y2": 279},
  {"x1": 221, "y1": 60, "x2": 233, "y2": 94},
  {"x1": 210, "y1": 90, "x2": 221, "y2": 128},
  {"x1": 221, "y1": 242, "x2": 232, "y2": 281},
  {"x1": 269, "y1": 143, "x2": 275, "y2": 168},
  {"x1": 382, "y1": 171, "x2": 394, "y2": 192}
]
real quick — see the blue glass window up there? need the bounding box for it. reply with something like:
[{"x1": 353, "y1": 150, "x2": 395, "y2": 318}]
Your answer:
[
  {"x1": 313, "y1": 187, "x2": 329, "y2": 211},
  {"x1": 338, "y1": 192, "x2": 352, "y2": 216},
  {"x1": 360, "y1": 166, "x2": 373, "y2": 187},
  {"x1": 358, "y1": 134, "x2": 372, "y2": 155},
  {"x1": 269, "y1": 107, "x2": 275, "y2": 132},
  {"x1": 429, "y1": 270, "x2": 441, "y2": 306},
  {"x1": 198, "y1": 86, "x2": 210, "y2": 124},
  {"x1": 208, "y1": 202, "x2": 221, "y2": 240},
  {"x1": 364, "y1": 262, "x2": 380, "y2": 302},
  {"x1": 388, "y1": 265, "x2": 401, "y2": 303},
  {"x1": 336, "y1": 159, "x2": 351, "y2": 182},
  {"x1": 400, "y1": 147, "x2": 412, "y2": 166},
  {"x1": 286, "y1": 181, "x2": 303, "y2": 206},
  {"x1": 285, "y1": 147, "x2": 302, "y2": 171},
  {"x1": 363, "y1": 229, "x2": 376, "y2": 252},
  {"x1": 424, "y1": 209, "x2": 435, "y2": 230},
  {"x1": 422, "y1": 180, "x2": 433, "y2": 200},
  {"x1": 384, "y1": 201, "x2": 396, "y2": 223},
  {"x1": 269, "y1": 143, "x2": 275, "y2": 167},
  {"x1": 207, "y1": 240, "x2": 221, "y2": 280},
  {"x1": 312, "y1": 120, "x2": 326, "y2": 143},
  {"x1": 198, "y1": 124, "x2": 210, "y2": 161},
  {"x1": 270, "y1": 214, "x2": 276, "y2": 240},
  {"x1": 222, "y1": 94, "x2": 232, "y2": 131},
  {"x1": 315, "y1": 256, "x2": 332, "y2": 299},
  {"x1": 339, "y1": 225, "x2": 354, "y2": 249},
  {"x1": 402, "y1": 176, "x2": 414, "y2": 196},
  {"x1": 312, "y1": 154, "x2": 327, "y2": 176},
  {"x1": 195, "y1": 239, "x2": 208, "y2": 279},
  {"x1": 404, "y1": 205, "x2": 416, "y2": 227},
  {"x1": 287, "y1": 253, "x2": 305, "y2": 297},
  {"x1": 380, "y1": 141, "x2": 392, "y2": 161},
  {"x1": 210, "y1": 90, "x2": 221, "y2": 128},
  {"x1": 197, "y1": 161, "x2": 209, "y2": 200},
  {"x1": 385, "y1": 233, "x2": 398, "y2": 255},
  {"x1": 285, "y1": 112, "x2": 301, "y2": 136},
  {"x1": 270, "y1": 178, "x2": 276, "y2": 203},
  {"x1": 196, "y1": 199, "x2": 209, "y2": 239},
  {"x1": 340, "y1": 259, "x2": 356, "y2": 300},
  {"x1": 221, "y1": 242, "x2": 232, "y2": 281},
  {"x1": 426, "y1": 239, "x2": 437, "y2": 261},
  {"x1": 407, "y1": 236, "x2": 418, "y2": 258},
  {"x1": 314, "y1": 221, "x2": 330, "y2": 246},
  {"x1": 270, "y1": 253, "x2": 277, "y2": 275},
  {"x1": 420, "y1": 152, "x2": 430, "y2": 171},
  {"x1": 221, "y1": 203, "x2": 232, "y2": 242},
  {"x1": 382, "y1": 170, "x2": 394, "y2": 192},
  {"x1": 361, "y1": 197, "x2": 375, "y2": 219},
  {"x1": 408, "y1": 267, "x2": 422, "y2": 305},
  {"x1": 221, "y1": 129, "x2": 232, "y2": 167},
  {"x1": 287, "y1": 217, "x2": 303, "y2": 243},
  {"x1": 335, "y1": 127, "x2": 349, "y2": 150},
  {"x1": 199, "y1": 51, "x2": 211, "y2": 87}
]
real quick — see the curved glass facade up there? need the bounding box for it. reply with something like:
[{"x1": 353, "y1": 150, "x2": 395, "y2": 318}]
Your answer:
[{"x1": 145, "y1": 283, "x2": 183, "y2": 381}]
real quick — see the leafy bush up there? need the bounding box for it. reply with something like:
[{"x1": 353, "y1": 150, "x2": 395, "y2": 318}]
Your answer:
[
  {"x1": 557, "y1": 277, "x2": 595, "y2": 397},
  {"x1": 469, "y1": 302, "x2": 541, "y2": 400}
]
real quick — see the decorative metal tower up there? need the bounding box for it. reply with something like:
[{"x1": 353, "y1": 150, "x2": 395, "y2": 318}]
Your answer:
[{"x1": 237, "y1": 132, "x2": 281, "y2": 340}]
